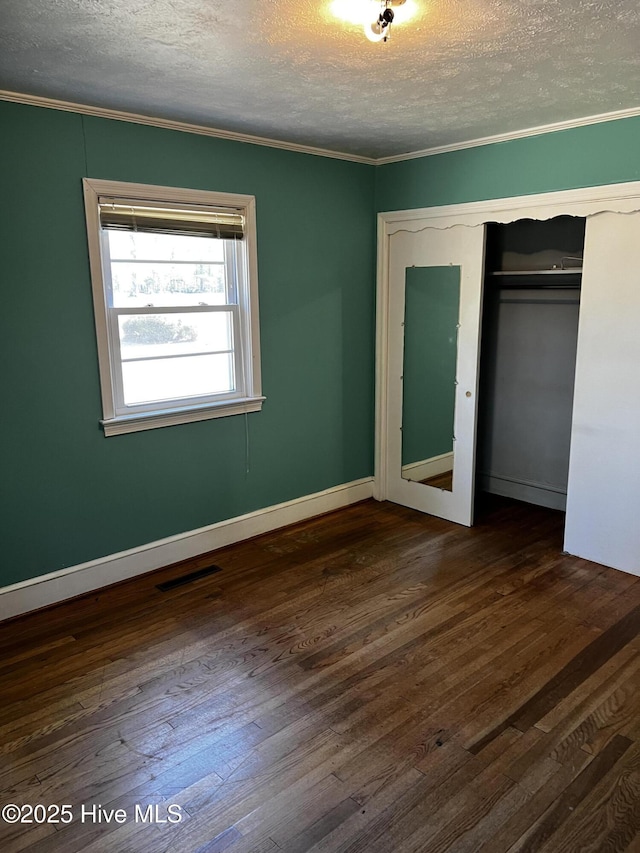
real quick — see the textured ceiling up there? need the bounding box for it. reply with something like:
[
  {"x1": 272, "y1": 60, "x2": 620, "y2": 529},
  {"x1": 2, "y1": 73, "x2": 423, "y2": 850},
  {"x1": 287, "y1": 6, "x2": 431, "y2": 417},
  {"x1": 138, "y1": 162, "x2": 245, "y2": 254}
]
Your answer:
[{"x1": 1, "y1": 0, "x2": 640, "y2": 158}]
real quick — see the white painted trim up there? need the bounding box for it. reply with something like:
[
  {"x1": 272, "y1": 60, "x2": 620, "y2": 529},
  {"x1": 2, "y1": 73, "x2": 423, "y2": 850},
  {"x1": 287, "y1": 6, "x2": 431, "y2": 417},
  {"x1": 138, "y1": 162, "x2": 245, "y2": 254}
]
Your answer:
[
  {"x1": 0, "y1": 90, "x2": 376, "y2": 165},
  {"x1": 3, "y1": 89, "x2": 640, "y2": 166},
  {"x1": 375, "y1": 104, "x2": 640, "y2": 164},
  {"x1": 401, "y1": 452, "x2": 454, "y2": 483},
  {"x1": 379, "y1": 181, "x2": 640, "y2": 229},
  {"x1": 101, "y1": 396, "x2": 266, "y2": 436},
  {"x1": 373, "y1": 213, "x2": 391, "y2": 501},
  {"x1": 0, "y1": 478, "x2": 374, "y2": 622}
]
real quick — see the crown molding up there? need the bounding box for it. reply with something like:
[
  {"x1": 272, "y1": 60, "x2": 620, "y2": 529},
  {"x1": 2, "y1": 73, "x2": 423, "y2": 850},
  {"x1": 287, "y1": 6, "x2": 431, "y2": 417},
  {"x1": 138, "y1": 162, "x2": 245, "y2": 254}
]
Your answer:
[
  {"x1": 375, "y1": 104, "x2": 640, "y2": 165},
  {"x1": 3, "y1": 89, "x2": 640, "y2": 167},
  {"x1": 0, "y1": 89, "x2": 377, "y2": 166}
]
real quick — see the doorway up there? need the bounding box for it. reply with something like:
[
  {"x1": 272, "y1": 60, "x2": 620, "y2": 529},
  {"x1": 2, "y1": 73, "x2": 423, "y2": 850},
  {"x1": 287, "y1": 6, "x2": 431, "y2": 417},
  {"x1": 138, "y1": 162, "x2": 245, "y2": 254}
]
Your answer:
[
  {"x1": 475, "y1": 216, "x2": 585, "y2": 516},
  {"x1": 375, "y1": 181, "x2": 640, "y2": 575}
]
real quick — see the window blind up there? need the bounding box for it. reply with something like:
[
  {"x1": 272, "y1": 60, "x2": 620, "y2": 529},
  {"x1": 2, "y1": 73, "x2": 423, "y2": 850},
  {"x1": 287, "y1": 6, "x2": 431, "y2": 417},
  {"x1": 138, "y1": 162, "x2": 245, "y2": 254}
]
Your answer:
[{"x1": 98, "y1": 199, "x2": 245, "y2": 240}]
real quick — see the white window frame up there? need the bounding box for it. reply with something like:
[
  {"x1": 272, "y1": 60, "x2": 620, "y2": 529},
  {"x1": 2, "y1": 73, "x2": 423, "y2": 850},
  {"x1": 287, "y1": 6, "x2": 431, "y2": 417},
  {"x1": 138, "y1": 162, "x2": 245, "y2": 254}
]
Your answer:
[{"x1": 83, "y1": 178, "x2": 264, "y2": 436}]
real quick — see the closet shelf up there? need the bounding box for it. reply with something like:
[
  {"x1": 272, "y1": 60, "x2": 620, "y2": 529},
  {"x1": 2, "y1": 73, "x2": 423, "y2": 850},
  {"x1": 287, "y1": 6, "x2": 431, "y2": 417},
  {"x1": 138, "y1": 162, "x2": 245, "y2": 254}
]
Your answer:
[{"x1": 490, "y1": 268, "x2": 583, "y2": 276}]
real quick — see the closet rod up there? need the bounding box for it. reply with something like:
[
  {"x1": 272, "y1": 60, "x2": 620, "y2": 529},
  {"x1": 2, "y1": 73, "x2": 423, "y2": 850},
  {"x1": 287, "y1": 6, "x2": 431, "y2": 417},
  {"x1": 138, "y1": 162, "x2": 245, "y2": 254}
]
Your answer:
[{"x1": 494, "y1": 283, "x2": 581, "y2": 290}]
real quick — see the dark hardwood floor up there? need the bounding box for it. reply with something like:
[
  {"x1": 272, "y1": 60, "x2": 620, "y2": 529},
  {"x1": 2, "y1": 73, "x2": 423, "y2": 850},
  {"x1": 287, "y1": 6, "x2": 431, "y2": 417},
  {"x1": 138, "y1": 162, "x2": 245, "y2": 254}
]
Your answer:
[{"x1": 2, "y1": 497, "x2": 640, "y2": 853}]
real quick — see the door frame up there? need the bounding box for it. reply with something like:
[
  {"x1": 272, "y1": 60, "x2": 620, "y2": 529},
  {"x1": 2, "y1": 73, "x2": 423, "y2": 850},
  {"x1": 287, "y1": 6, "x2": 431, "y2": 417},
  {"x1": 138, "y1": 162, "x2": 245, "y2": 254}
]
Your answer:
[{"x1": 374, "y1": 180, "x2": 640, "y2": 503}]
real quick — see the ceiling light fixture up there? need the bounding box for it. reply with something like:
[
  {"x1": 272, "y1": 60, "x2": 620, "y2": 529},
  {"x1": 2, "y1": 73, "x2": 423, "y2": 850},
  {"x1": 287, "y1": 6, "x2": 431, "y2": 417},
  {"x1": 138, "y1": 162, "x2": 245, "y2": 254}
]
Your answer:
[
  {"x1": 364, "y1": 0, "x2": 406, "y2": 42},
  {"x1": 330, "y1": 0, "x2": 414, "y2": 43}
]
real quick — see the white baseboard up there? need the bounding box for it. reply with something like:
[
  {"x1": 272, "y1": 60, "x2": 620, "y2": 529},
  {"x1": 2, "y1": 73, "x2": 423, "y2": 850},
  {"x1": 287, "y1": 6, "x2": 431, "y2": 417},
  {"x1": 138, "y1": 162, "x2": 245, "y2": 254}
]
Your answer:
[
  {"x1": 401, "y1": 452, "x2": 454, "y2": 483},
  {"x1": 480, "y1": 473, "x2": 567, "y2": 511},
  {"x1": 0, "y1": 478, "x2": 374, "y2": 622}
]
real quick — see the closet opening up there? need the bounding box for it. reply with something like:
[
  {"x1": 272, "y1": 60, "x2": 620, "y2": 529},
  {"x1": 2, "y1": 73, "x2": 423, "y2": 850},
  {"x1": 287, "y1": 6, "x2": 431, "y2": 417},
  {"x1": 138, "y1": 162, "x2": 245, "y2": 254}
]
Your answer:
[{"x1": 475, "y1": 215, "x2": 585, "y2": 522}]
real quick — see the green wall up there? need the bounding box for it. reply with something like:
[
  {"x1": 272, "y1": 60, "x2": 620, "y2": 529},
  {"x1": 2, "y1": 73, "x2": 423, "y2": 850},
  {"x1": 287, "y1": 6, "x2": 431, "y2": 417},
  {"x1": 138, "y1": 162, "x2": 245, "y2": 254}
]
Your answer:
[
  {"x1": 0, "y1": 101, "x2": 376, "y2": 586},
  {"x1": 3, "y1": 100, "x2": 640, "y2": 590},
  {"x1": 376, "y1": 116, "x2": 640, "y2": 212},
  {"x1": 402, "y1": 266, "x2": 459, "y2": 467}
]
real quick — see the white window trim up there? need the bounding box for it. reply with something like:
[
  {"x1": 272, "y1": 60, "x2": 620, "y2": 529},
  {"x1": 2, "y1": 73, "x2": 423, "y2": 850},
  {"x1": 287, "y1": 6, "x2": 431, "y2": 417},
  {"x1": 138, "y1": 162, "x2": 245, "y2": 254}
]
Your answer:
[{"x1": 83, "y1": 178, "x2": 264, "y2": 436}]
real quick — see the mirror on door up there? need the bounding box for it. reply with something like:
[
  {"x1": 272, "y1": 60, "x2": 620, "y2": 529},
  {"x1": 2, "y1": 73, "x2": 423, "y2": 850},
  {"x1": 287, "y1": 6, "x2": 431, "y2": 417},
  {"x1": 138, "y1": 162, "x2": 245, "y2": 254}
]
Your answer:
[{"x1": 401, "y1": 265, "x2": 461, "y2": 492}]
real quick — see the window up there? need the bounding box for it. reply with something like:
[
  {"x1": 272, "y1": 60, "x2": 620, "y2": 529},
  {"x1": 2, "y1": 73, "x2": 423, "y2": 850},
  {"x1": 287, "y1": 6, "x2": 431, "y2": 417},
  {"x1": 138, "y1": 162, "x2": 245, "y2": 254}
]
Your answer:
[{"x1": 83, "y1": 179, "x2": 263, "y2": 436}]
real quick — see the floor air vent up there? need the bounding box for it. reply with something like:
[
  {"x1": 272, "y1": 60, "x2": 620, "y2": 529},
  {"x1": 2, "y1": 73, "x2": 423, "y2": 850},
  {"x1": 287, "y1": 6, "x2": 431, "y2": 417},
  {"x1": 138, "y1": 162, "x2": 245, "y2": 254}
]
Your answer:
[{"x1": 156, "y1": 565, "x2": 222, "y2": 592}]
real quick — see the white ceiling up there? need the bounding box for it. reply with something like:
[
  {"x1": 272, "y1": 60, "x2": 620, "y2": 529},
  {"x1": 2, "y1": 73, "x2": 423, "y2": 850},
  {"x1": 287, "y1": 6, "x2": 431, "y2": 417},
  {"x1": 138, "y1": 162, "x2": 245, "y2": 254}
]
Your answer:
[{"x1": 1, "y1": 0, "x2": 640, "y2": 159}]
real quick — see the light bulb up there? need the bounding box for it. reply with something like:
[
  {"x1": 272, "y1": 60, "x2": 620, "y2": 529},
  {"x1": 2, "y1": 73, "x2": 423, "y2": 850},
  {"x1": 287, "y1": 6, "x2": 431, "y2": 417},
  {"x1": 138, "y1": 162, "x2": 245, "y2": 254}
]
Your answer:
[{"x1": 364, "y1": 18, "x2": 386, "y2": 41}]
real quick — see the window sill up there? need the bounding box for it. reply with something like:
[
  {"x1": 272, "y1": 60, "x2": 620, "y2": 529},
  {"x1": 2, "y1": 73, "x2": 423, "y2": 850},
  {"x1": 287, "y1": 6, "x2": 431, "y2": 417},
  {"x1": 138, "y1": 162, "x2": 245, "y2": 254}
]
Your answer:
[{"x1": 101, "y1": 396, "x2": 265, "y2": 436}]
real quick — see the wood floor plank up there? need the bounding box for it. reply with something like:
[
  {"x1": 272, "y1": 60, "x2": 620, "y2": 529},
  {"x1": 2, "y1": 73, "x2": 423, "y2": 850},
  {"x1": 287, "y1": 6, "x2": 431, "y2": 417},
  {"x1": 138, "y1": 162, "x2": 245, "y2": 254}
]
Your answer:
[
  {"x1": 314, "y1": 768, "x2": 428, "y2": 853},
  {"x1": 534, "y1": 641, "x2": 640, "y2": 734},
  {"x1": 536, "y1": 742, "x2": 640, "y2": 853},
  {"x1": 236, "y1": 772, "x2": 349, "y2": 844},
  {"x1": 505, "y1": 734, "x2": 633, "y2": 853},
  {"x1": 3, "y1": 496, "x2": 640, "y2": 852},
  {"x1": 403, "y1": 773, "x2": 524, "y2": 853},
  {"x1": 466, "y1": 602, "x2": 640, "y2": 755},
  {"x1": 475, "y1": 754, "x2": 588, "y2": 853}
]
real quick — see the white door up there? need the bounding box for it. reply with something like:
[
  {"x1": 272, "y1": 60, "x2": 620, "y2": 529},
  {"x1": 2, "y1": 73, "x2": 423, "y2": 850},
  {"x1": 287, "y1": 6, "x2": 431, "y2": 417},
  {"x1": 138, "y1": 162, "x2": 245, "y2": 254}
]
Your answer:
[
  {"x1": 564, "y1": 211, "x2": 640, "y2": 572},
  {"x1": 385, "y1": 223, "x2": 486, "y2": 526}
]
